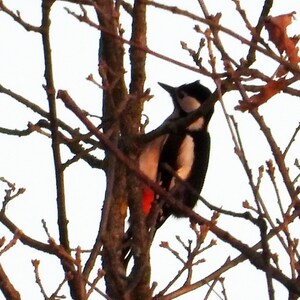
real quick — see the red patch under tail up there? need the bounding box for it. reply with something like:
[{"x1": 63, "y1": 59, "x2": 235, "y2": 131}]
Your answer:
[{"x1": 142, "y1": 187, "x2": 155, "y2": 215}]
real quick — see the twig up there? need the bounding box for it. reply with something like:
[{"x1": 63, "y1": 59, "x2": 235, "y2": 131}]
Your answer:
[
  {"x1": 156, "y1": 208, "x2": 300, "y2": 300},
  {"x1": 245, "y1": 0, "x2": 274, "y2": 66},
  {"x1": 293, "y1": 159, "x2": 300, "y2": 185},
  {"x1": 228, "y1": 113, "x2": 294, "y2": 258},
  {"x1": 283, "y1": 122, "x2": 300, "y2": 157},
  {"x1": 0, "y1": 86, "x2": 104, "y2": 169},
  {"x1": 155, "y1": 258, "x2": 229, "y2": 300},
  {"x1": 0, "y1": 126, "x2": 32, "y2": 137},
  {"x1": 49, "y1": 275, "x2": 68, "y2": 300},
  {"x1": 258, "y1": 216, "x2": 275, "y2": 300},
  {"x1": 147, "y1": 1, "x2": 300, "y2": 75},
  {"x1": 198, "y1": 0, "x2": 239, "y2": 68},
  {"x1": 251, "y1": 110, "x2": 298, "y2": 204},
  {"x1": 62, "y1": 144, "x2": 98, "y2": 169},
  {"x1": 160, "y1": 241, "x2": 185, "y2": 264},
  {"x1": 82, "y1": 152, "x2": 115, "y2": 278},
  {"x1": 0, "y1": 212, "x2": 56, "y2": 254},
  {"x1": 64, "y1": 5, "x2": 219, "y2": 78},
  {"x1": 158, "y1": 221, "x2": 217, "y2": 297},
  {"x1": 0, "y1": 231, "x2": 21, "y2": 256},
  {"x1": 41, "y1": 0, "x2": 70, "y2": 254},
  {"x1": 0, "y1": 177, "x2": 26, "y2": 214},
  {"x1": 266, "y1": 160, "x2": 285, "y2": 217},
  {"x1": 86, "y1": 269, "x2": 105, "y2": 299},
  {"x1": 32, "y1": 259, "x2": 49, "y2": 299},
  {"x1": 0, "y1": 0, "x2": 41, "y2": 32},
  {"x1": 220, "y1": 277, "x2": 228, "y2": 300},
  {"x1": 85, "y1": 273, "x2": 112, "y2": 300},
  {"x1": 0, "y1": 83, "x2": 83, "y2": 138},
  {"x1": 203, "y1": 277, "x2": 219, "y2": 300},
  {"x1": 232, "y1": 0, "x2": 256, "y2": 35},
  {"x1": 41, "y1": 219, "x2": 52, "y2": 240}
]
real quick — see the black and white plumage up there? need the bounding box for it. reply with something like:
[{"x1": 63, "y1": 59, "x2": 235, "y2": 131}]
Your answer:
[{"x1": 139, "y1": 80, "x2": 214, "y2": 227}]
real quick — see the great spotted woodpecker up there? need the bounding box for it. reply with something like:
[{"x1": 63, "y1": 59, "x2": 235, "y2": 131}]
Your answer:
[{"x1": 139, "y1": 80, "x2": 214, "y2": 228}]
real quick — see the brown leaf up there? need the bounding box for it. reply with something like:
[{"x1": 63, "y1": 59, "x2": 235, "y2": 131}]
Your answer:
[
  {"x1": 265, "y1": 12, "x2": 295, "y2": 53},
  {"x1": 285, "y1": 36, "x2": 300, "y2": 64},
  {"x1": 235, "y1": 79, "x2": 287, "y2": 112},
  {"x1": 265, "y1": 12, "x2": 300, "y2": 75},
  {"x1": 276, "y1": 35, "x2": 300, "y2": 76}
]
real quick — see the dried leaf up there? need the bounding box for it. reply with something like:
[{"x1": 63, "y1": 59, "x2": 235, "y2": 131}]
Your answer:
[
  {"x1": 265, "y1": 12, "x2": 295, "y2": 53},
  {"x1": 236, "y1": 79, "x2": 287, "y2": 112},
  {"x1": 265, "y1": 12, "x2": 300, "y2": 76},
  {"x1": 276, "y1": 35, "x2": 300, "y2": 76}
]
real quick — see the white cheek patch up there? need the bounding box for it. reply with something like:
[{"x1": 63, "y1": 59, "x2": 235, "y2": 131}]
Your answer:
[
  {"x1": 178, "y1": 95, "x2": 205, "y2": 131},
  {"x1": 170, "y1": 135, "x2": 194, "y2": 188},
  {"x1": 178, "y1": 95, "x2": 201, "y2": 113}
]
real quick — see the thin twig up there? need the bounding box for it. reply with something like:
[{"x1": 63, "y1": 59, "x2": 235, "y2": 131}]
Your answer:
[
  {"x1": 41, "y1": 0, "x2": 70, "y2": 252},
  {"x1": 251, "y1": 110, "x2": 298, "y2": 204},
  {"x1": 283, "y1": 122, "x2": 300, "y2": 157},
  {"x1": 203, "y1": 278, "x2": 219, "y2": 300},
  {"x1": 32, "y1": 260, "x2": 49, "y2": 299},
  {"x1": 49, "y1": 275, "x2": 68, "y2": 300},
  {"x1": 147, "y1": 1, "x2": 299, "y2": 75},
  {"x1": 266, "y1": 160, "x2": 285, "y2": 218},
  {"x1": 0, "y1": 0, "x2": 41, "y2": 32},
  {"x1": 64, "y1": 6, "x2": 217, "y2": 78},
  {"x1": 0, "y1": 231, "x2": 21, "y2": 256}
]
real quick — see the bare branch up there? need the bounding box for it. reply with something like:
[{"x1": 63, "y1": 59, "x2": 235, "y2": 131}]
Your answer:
[
  {"x1": 32, "y1": 260, "x2": 49, "y2": 299},
  {"x1": 0, "y1": 0, "x2": 41, "y2": 32},
  {"x1": 283, "y1": 122, "x2": 300, "y2": 157},
  {"x1": 251, "y1": 110, "x2": 298, "y2": 204},
  {"x1": 147, "y1": 1, "x2": 300, "y2": 75},
  {"x1": 0, "y1": 263, "x2": 21, "y2": 300},
  {"x1": 0, "y1": 212, "x2": 56, "y2": 254},
  {"x1": 41, "y1": 0, "x2": 70, "y2": 252}
]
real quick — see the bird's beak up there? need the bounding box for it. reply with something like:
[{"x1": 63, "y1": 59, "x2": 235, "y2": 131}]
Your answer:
[{"x1": 158, "y1": 82, "x2": 176, "y2": 95}]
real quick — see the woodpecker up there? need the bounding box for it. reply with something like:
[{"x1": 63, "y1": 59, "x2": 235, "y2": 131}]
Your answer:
[{"x1": 139, "y1": 80, "x2": 214, "y2": 228}]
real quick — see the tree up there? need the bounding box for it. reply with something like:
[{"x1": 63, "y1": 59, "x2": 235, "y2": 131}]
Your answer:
[{"x1": 0, "y1": 0, "x2": 300, "y2": 299}]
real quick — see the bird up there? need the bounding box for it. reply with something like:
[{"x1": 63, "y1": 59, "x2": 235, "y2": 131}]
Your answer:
[{"x1": 139, "y1": 80, "x2": 214, "y2": 229}]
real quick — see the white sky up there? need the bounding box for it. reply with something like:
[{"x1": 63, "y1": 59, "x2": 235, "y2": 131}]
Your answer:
[{"x1": 0, "y1": 0, "x2": 300, "y2": 299}]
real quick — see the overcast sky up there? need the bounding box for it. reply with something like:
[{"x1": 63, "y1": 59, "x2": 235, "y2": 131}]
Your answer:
[{"x1": 0, "y1": 1, "x2": 300, "y2": 299}]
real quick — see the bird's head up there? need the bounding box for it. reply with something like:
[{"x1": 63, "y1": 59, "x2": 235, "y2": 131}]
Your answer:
[{"x1": 158, "y1": 81, "x2": 214, "y2": 130}]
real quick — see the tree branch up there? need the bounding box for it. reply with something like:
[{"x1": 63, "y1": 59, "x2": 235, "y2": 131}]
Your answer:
[
  {"x1": 42, "y1": 1, "x2": 86, "y2": 298},
  {"x1": 41, "y1": 0, "x2": 70, "y2": 251},
  {"x1": 0, "y1": 263, "x2": 21, "y2": 300},
  {"x1": 0, "y1": 0, "x2": 41, "y2": 32}
]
